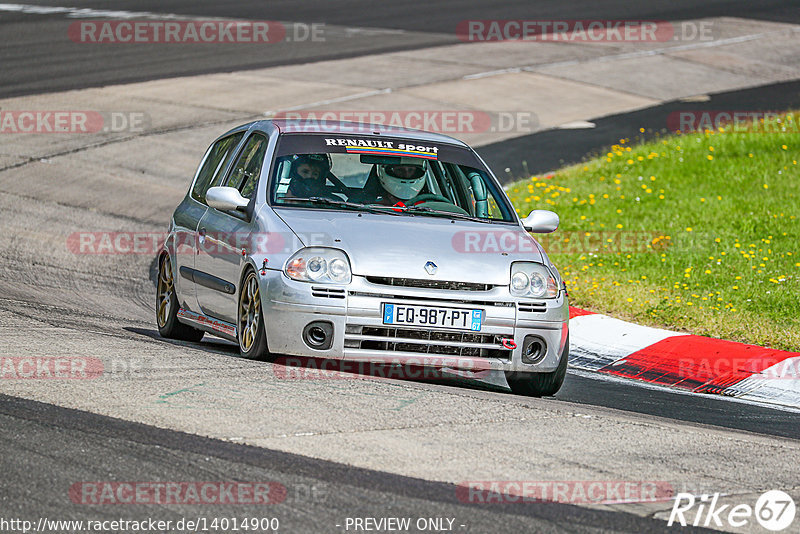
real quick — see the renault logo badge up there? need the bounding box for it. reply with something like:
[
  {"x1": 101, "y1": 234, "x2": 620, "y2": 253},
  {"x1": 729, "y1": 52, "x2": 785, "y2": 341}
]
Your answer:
[{"x1": 424, "y1": 261, "x2": 437, "y2": 275}]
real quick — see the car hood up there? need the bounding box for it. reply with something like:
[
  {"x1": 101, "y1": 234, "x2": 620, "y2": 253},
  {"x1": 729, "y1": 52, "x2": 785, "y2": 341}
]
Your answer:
[{"x1": 274, "y1": 208, "x2": 544, "y2": 285}]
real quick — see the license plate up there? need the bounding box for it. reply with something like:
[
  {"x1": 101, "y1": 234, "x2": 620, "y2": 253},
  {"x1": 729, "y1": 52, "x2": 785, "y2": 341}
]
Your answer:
[{"x1": 382, "y1": 303, "x2": 483, "y2": 331}]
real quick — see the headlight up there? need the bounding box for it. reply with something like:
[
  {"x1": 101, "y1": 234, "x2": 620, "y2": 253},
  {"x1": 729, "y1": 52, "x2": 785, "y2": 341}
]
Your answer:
[
  {"x1": 285, "y1": 247, "x2": 351, "y2": 284},
  {"x1": 510, "y1": 262, "x2": 559, "y2": 298},
  {"x1": 511, "y1": 272, "x2": 529, "y2": 292}
]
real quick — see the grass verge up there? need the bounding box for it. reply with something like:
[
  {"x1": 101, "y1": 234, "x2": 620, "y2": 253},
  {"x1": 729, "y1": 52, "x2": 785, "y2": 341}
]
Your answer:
[{"x1": 506, "y1": 114, "x2": 800, "y2": 351}]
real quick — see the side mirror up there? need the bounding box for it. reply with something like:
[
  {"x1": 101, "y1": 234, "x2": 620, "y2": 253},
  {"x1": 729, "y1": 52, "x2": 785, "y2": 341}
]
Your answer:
[
  {"x1": 206, "y1": 186, "x2": 249, "y2": 212},
  {"x1": 522, "y1": 210, "x2": 559, "y2": 233}
]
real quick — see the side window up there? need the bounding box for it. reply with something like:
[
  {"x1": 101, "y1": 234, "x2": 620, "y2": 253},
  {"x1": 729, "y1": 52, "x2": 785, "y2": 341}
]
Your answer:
[
  {"x1": 191, "y1": 132, "x2": 245, "y2": 204},
  {"x1": 226, "y1": 133, "x2": 268, "y2": 199},
  {"x1": 273, "y1": 158, "x2": 293, "y2": 198}
]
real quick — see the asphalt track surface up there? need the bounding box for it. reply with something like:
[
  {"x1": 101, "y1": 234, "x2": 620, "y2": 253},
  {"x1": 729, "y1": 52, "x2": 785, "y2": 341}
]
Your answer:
[
  {"x1": 1, "y1": 2, "x2": 800, "y2": 532},
  {"x1": 1, "y1": 0, "x2": 799, "y2": 97},
  {"x1": 0, "y1": 394, "x2": 709, "y2": 534},
  {"x1": 478, "y1": 79, "x2": 800, "y2": 180}
]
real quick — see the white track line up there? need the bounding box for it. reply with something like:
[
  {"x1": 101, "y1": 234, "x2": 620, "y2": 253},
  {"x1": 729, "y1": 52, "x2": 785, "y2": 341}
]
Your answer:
[
  {"x1": 263, "y1": 88, "x2": 393, "y2": 116},
  {"x1": 463, "y1": 25, "x2": 800, "y2": 80},
  {"x1": 0, "y1": 3, "x2": 198, "y2": 20},
  {"x1": 0, "y1": 3, "x2": 408, "y2": 37}
]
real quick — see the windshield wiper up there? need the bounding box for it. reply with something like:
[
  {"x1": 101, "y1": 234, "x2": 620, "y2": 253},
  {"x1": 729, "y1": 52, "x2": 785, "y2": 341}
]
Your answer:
[
  {"x1": 403, "y1": 205, "x2": 490, "y2": 223},
  {"x1": 279, "y1": 196, "x2": 402, "y2": 215}
]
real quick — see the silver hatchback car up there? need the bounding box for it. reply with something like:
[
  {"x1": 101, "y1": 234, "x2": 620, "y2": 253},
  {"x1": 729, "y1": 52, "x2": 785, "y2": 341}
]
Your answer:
[{"x1": 156, "y1": 120, "x2": 569, "y2": 396}]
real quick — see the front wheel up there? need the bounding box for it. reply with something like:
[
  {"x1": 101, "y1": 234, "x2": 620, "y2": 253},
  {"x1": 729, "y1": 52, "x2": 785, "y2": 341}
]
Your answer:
[
  {"x1": 237, "y1": 269, "x2": 271, "y2": 360},
  {"x1": 505, "y1": 334, "x2": 569, "y2": 397},
  {"x1": 156, "y1": 254, "x2": 204, "y2": 342}
]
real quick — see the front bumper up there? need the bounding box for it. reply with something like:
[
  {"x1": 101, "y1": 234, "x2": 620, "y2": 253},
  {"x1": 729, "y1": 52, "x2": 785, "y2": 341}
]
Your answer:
[{"x1": 260, "y1": 271, "x2": 569, "y2": 373}]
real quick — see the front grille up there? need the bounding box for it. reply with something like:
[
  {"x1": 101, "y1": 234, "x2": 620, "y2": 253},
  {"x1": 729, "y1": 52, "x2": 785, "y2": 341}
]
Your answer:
[
  {"x1": 518, "y1": 301, "x2": 547, "y2": 313},
  {"x1": 311, "y1": 286, "x2": 346, "y2": 299},
  {"x1": 366, "y1": 276, "x2": 494, "y2": 292},
  {"x1": 349, "y1": 291, "x2": 514, "y2": 308},
  {"x1": 344, "y1": 324, "x2": 512, "y2": 360}
]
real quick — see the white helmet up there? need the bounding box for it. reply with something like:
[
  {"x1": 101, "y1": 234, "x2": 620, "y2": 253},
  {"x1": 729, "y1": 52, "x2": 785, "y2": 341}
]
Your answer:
[{"x1": 377, "y1": 162, "x2": 426, "y2": 200}]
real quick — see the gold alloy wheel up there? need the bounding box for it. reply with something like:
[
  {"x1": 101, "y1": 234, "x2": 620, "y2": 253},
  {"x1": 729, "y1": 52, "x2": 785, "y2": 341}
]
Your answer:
[
  {"x1": 238, "y1": 272, "x2": 261, "y2": 352},
  {"x1": 156, "y1": 256, "x2": 174, "y2": 328}
]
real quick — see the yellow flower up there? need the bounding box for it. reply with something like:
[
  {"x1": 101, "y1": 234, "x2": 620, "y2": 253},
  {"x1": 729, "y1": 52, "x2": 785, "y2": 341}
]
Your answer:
[
  {"x1": 626, "y1": 298, "x2": 633, "y2": 302},
  {"x1": 686, "y1": 227, "x2": 693, "y2": 232},
  {"x1": 616, "y1": 224, "x2": 623, "y2": 229},
  {"x1": 707, "y1": 155, "x2": 713, "y2": 160},
  {"x1": 763, "y1": 184, "x2": 768, "y2": 189},
  {"x1": 782, "y1": 145, "x2": 788, "y2": 150}
]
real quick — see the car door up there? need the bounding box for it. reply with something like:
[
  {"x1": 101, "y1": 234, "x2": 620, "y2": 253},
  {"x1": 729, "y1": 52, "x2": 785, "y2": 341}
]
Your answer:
[
  {"x1": 195, "y1": 132, "x2": 269, "y2": 322},
  {"x1": 173, "y1": 131, "x2": 245, "y2": 312}
]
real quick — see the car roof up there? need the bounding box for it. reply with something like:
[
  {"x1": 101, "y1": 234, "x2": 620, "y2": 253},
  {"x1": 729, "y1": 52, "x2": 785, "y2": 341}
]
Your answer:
[{"x1": 252, "y1": 119, "x2": 469, "y2": 147}]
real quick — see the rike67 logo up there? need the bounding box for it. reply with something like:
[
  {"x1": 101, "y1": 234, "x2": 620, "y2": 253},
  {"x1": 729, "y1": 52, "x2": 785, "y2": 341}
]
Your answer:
[{"x1": 668, "y1": 490, "x2": 796, "y2": 531}]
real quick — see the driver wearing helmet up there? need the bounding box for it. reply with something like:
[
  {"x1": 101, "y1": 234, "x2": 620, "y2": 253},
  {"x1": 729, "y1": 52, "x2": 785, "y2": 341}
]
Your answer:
[
  {"x1": 286, "y1": 153, "x2": 331, "y2": 198},
  {"x1": 374, "y1": 161, "x2": 427, "y2": 206}
]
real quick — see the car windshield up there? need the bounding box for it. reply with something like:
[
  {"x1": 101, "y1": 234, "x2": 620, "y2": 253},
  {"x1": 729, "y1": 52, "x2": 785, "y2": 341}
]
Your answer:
[{"x1": 269, "y1": 133, "x2": 516, "y2": 223}]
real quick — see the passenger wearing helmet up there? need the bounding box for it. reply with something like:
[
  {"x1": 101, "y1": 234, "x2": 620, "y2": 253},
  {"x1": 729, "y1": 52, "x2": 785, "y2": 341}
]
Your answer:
[
  {"x1": 374, "y1": 161, "x2": 427, "y2": 206},
  {"x1": 286, "y1": 154, "x2": 331, "y2": 198}
]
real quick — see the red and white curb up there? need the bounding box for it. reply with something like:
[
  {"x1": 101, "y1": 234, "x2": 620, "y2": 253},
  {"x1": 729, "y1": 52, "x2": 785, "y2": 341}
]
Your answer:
[{"x1": 568, "y1": 307, "x2": 800, "y2": 409}]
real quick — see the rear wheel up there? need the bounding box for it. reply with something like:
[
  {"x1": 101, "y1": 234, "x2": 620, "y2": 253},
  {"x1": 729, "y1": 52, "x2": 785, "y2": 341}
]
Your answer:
[
  {"x1": 237, "y1": 269, "x2": 271, "y2": 360},
  {"x1": 506, "y1": 334, "x2": 569, "y2": 397},
  {"x1": 156, "y1": 254, "x2": 204, "y2": 342}
]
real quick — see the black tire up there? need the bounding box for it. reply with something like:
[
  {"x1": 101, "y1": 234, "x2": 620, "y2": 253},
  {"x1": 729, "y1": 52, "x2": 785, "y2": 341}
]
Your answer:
[
  {"x1": 506, "y1": 334, "x2": 569, "y2": 397},
  {"x1": 156, "y1": 254, "x2": 204, "y2": 342},
  {"x1": 237, "y1": 269, "x2": 272, "y2": 360}
]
